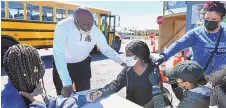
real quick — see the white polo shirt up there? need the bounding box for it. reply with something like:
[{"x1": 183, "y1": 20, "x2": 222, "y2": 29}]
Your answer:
[{"x1": 53, "y1": 17, "x2": 123, "y2": 86}]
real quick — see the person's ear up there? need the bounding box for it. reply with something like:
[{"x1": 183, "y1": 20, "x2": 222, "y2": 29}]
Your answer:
[
  {"x1": 185, "y1": 81, "x2": 192, "y2": 88},
  {"x1": 218, "y1": 18, "x2": 223, "y2": 25}
]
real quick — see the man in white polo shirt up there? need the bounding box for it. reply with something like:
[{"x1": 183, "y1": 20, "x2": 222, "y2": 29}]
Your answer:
[{"x1": 53, "y1": 7, "x2": 125, "y2": 97}]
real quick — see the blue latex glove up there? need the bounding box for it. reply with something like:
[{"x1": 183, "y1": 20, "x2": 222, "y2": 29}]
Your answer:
[
  {"x1": 77, "y1": 95, "x2": 87, "y2": 107},
  {"x1": 149, "y1": 68, "x2": 162, "y2": 95},
  {"x1": 152, "y1": 54, "x2": 164, "y2": 66},
  {"x1": 149, "y1": 68, "x2": 161, "y2": 86}
]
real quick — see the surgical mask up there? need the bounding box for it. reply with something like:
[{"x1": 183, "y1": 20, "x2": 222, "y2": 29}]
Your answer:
[
  {"x1": 79, "y1": 29, "x2": 90, "y2": 36},
  {"x1": 125, "y1": 56, "x2": 137, "y2": 66},
  {"x1": 204, "y1": 20, "x2": 219, "y2": 31}
]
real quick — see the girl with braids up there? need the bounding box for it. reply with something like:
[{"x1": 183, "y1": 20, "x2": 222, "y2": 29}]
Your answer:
[
  {"x1": 86, "y1": 40, "x2": 172, "y2": 108},
  {"x1": 2, "y1": 44, "x2": 45, "y2": 108},
  {"x1": 1, "y1": 44, "x2": 88, "y2": 108},
  {"x1": 207, "y1": 65, "x2": 226, "y2": 108}
]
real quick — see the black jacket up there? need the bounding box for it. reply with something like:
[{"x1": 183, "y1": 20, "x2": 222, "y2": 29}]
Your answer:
[
  {"x1": 153, "y1": 85, "x2": 211, "y2": 108},
  {"x1": 210, "y1": 85, "x2": 226, "y2": 108},
  {"x1": 98, "y1": 65, "x2": 155, "y2": 106}
]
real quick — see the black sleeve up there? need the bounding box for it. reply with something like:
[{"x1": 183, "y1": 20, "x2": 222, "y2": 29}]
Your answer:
[
  {"x1": 98, "y1": 67, "x2": 127, "y2": 96},
  {"x1": 210, "y1": 87, "x2": 218, "y2": 106}
]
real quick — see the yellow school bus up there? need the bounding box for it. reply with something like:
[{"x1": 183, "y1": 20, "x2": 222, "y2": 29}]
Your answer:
[{"x1": 1, "y1": 1, "x2": 121, "y2": 60}]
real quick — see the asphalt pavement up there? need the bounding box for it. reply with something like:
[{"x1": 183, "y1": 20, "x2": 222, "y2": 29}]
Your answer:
[{"x1": 1, "y1": 39, "x2": 179, "y2": 106}]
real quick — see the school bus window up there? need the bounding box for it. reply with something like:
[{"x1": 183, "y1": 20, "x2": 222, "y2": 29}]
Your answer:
[
  {"x1": 100, "y1": 16, "x2": 109, "y2": 33},
  {"x1": 93, "y1": 13, "x2": 98, "y2": 26},
  {"x1": 26, "y1": 4, "x2": 40, "y2": 21},
  {"x1": 8, "y1": 1, "x2": 24, "y2": 20},
  {"x1": 42, "y1": 6, "x2": 53, "y2": 21},
  {"x1": 68, "y1": 9, "x2": 74, "y2": 17},
  {"x1": 56, "y1": 8, "x2": 66, "y2": 22},
  {"x1": 1, "y1": 1, "x2": 5, "y2": 18}
]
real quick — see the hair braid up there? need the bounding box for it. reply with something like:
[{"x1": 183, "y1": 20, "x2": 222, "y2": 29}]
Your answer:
[{"x1": 3, "y1": 44, "x2": 46, "y2": 106}]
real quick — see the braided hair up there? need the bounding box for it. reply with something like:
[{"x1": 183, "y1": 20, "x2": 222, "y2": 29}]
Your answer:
[
  {"x1": 3, "y1": 44, "x2": 46, "y2": 105},
  {"x1": 206, "y1": 1, "x2": 226, "y2": 19},
  {"x1": 125, "y1": 40, "x2": 152, "y2": 63}
]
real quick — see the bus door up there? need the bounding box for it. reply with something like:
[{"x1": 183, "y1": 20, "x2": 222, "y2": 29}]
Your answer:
[
  {"x1": 108, "y1": 15, "x2": 116, "y2": 48},
  {"x1": 100, "y1": 14, "x2": 109, "y2": 44},
  {"x1": 100, "y1": 14, "x2": 118, "y2": 48}
]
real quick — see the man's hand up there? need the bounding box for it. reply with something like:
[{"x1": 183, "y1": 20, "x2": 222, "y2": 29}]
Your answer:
[
  {"x1": 61, "y1": 85, "x2": 74, "y2": 97},
  {"x1": 20, "y1": 82, "x2": 44, "y2": 103},
  {"x1": 152, "y1": 54, "x2": 164, "y2": 66},
  {"x1": 86, "y1": 90, "x2": 103, "y2": 102},
  {"x1": 149, "y1": 68, "x2": 161, "y2": 86}
]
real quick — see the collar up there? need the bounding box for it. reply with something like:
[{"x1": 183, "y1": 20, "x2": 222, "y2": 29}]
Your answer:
[{"x1": 187, "y1": 85, "x2": 211, "y2": 99}]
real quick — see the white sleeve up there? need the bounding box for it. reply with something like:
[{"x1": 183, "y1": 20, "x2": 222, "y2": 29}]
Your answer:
[
  {"x1": 53, "y1": 24, "x2": 72, "y2": 87},
  {"x1": 94, "y1": 26, "x2": 123, "y2": 64}
]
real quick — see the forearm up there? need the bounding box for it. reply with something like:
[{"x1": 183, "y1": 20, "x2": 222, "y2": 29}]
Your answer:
[
  {"x1": 162, "y1": 29, "x2": 195, "y2": 61},
  {"x1": 98, "y1": 68, "x2": 127, "y2": 96},
  {"x1": 98, "y1": 81, "x2": 124, "y2": 96},
  {"x1": 163, "y1": 41, "x2": 189, "y2": 61},
  {"x1": 53, "y1": 52, "x2": 72, "y2": 86},
  {"x1": 53, "y1": 25, "x2": 71, "y2": 86}
]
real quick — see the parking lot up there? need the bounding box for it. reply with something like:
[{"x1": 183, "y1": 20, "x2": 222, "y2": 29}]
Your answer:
[{"x1": 1, "y1": 39, "x2": 179, "y2": 106}]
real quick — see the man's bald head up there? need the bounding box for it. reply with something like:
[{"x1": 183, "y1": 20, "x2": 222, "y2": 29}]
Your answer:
[{"x1": 74, "y1": 7, "x2": 94, "y2": 31}]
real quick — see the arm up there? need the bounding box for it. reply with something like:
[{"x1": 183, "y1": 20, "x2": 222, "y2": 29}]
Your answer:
[
  {"x1": 29, "y1": 95, "x2": 87, "y2": 108},
  {"x1": 95, "y1": 26, "x2": 123, "y2": 64},
  {"x1": 98, "y1": 67, "x2": 127, "y2": 96},
  {"x1": 209, "y1": 87, "x2": 218, "y2": 107},
  {"x1": 53, "y1": 24, "x2": 72, "y2": 86},
  {"x1": 162, "y1": 29, "x2": 196, "y2": 61},
  {"x1": 29, "y1": 101, "x2": 47, "y2": 108}
]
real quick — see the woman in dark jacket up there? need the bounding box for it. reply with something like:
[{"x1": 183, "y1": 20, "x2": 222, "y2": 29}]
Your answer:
[
  {"x1": 207, "y1": 65, "x2": 226, "y2": 108},
  {"x1": 86, "y1": 40, "x2": 172, "y2": 107}
]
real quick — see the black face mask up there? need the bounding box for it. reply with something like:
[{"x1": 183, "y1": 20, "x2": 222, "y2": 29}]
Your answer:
[{"x1": 204, "y1": 20, "x2": 219, "y2": 31}]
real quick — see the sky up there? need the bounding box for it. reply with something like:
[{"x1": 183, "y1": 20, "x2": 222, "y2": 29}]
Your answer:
[{"x1": 72, "y1": 1, "x2": 165, "y2": 30}]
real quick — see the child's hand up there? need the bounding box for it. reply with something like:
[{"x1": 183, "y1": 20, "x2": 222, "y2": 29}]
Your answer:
[{"x1": 20, "y1": 82, "x2": 44, "y2": 103}]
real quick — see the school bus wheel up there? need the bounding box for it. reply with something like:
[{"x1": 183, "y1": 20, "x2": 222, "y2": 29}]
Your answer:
[{"x1": 1, "y1": 39, "x2": 17, "y2": 66}]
